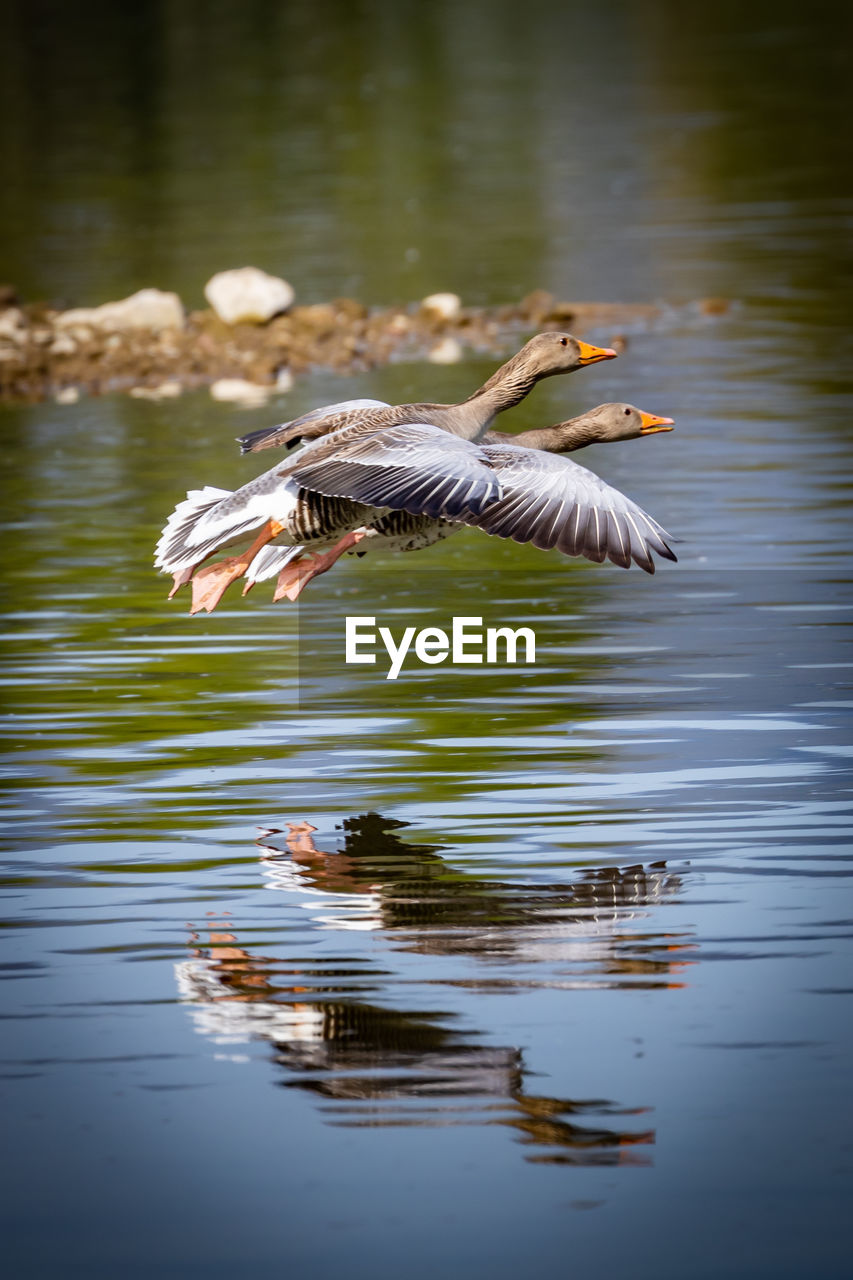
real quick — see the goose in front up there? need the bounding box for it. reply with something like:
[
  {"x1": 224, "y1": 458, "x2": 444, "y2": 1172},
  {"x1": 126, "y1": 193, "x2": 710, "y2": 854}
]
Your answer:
[
  {"x1": 235, "y1": 331, "x2": 617, "y2": 454},
  {"x1": 245, "y1": 402, "x2": 675, "y2": 599},
  {"x1": 155, "y1": 403, "x2": 676, "y2": 614}
]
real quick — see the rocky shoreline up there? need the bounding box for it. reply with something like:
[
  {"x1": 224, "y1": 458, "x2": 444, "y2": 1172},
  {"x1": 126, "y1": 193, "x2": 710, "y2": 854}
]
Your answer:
[{"x1": 0, "y1": 270, "x2": 728, "y2": 406}]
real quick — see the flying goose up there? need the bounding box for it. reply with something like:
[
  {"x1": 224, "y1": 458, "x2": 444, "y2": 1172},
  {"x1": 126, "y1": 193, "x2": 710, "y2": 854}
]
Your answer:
[
  {"x1": 236, "y1": 332, "x2": 617, "y2": 454},
  {"x1": 243, "y1": 401, "x2": 674, "y2": 598},
  {"x1": 155, "y1": 404, "x2": 676, "y2": 614},
  {"x1": 156, "y1": 332, "x2": 617, "y2": 613},
  {"x1": 243, "y1": 403, "x2": 676, "y2": 599}
]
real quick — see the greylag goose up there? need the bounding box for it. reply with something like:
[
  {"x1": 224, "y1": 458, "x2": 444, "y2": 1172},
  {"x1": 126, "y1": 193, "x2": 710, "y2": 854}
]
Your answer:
[
  {"x1": 156, "y1": 332, "x2": 615, "y2": 613},
  {"x1": 244, "y1": 403, "x2": 675, "y2": 599},
  {"x1": 157, "y1": 420, "x2": 511, "y2": 613},
  {"x1": 155, "y1": 404, "x2": 675, "y2": 614},
  {"x1": 236, "y1": 332, "x2": 617, "y2": 454}
]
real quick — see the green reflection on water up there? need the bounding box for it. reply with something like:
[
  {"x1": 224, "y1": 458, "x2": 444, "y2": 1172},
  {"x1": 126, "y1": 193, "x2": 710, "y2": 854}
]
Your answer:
[{"x1": 3, "y1": 0, "x2": 851, "y2": 315}]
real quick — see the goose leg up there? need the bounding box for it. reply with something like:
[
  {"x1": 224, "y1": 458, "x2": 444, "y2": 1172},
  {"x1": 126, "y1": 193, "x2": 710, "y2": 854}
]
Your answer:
[
  {"x1": 168, "y1": 566, "x2": 196, "y2": 598},
  {"x1": 273, "y1": 529, "x2": 368, "y2": 603},
  {"x1": 190, "y1": 519, "x2": 285, "y2": 615}
]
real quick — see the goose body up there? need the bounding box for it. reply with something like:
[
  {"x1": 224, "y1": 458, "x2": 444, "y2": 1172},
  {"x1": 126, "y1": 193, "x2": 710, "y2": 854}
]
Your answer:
[
  {"x1": 243, "y1": 403, "x2": 675, "y2": 593},
  {"x1": 157, "y1": 332, "x2": 620, "y2": 612},
  {"x1": 155, "y1": 420, "x2": 508, "y2": 612},
  {"x1": 156, "y1": 403, "x2": 676, "y2": 612}
]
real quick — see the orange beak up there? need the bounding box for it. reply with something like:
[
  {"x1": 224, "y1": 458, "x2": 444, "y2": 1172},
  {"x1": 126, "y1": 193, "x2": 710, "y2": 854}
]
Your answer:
[
  {"x1": 576, "y1": 340, "x2": 618, "y2": 365},
  {"x1": 638, "y1": 411, "x2": 675, "y2": 435}
]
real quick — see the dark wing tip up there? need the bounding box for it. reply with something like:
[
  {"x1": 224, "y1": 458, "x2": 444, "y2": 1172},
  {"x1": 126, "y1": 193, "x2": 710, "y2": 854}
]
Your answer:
[
  {"x1": 237, "y1": 427, "x2": 267, "y2": 454},
  {"x1": 236, "y1": 424, "x2": 291, "y2": 454}
]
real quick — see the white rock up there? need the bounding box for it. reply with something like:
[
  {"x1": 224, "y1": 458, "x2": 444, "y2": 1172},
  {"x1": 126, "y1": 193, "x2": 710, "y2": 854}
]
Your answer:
[
  {"x1": 129, "y1": 380, "x2": 183, "y2": 401},
  {"x1": 53, "y1": 310, "x2": 88, "y2": 330},
  {"x1": 55, "y1": 309, "x2": 98, "y2": 330},
  {"x1": 0, "y1": 308, "x2": 27, "y2": 342},
  {"x1": 427, "y1": 336, "x2": 463, "y2": 364},
  {"x1": 49, "y1": 333, "x2": 77, "y2": 356},
  {"x1": 155, "y1": 379, "x2": 183, "y2": 398},
  {"x1": 110, "y1": 289, "x2": 184, "y2": 330},
  {"x1": 421, "y1": 292, "x2": 462, "y2": 322},
  {"x1": 55, "y1": 288, "x2": 185, "y2": 333},
  {"x1": 204, "y1": 267, "x2": 294, "y2": 325},
  {"x1": 55, "y1": 387, "x2": 80, "y2": 404},
  {"x1": 210, "y1": 378, "x2": 273, "y2": 407},
  {"x1": 274, "y1": 367, "x2": 294, "y2": 393}
]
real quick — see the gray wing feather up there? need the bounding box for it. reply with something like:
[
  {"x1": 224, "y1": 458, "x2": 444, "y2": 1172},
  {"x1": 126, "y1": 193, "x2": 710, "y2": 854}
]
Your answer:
[
  {"x1": 285, "y1": 423, "x2": 502, "y2": 520},
  {"x1": 238, "y1": 399, "x2": 390, "y2": 454},
  {"x1": 457, "y1": 443, "x2": 676, "y2": 573}
]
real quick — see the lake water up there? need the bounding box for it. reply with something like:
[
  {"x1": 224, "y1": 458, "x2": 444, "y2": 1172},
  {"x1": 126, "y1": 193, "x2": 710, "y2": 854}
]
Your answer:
[{"x1": 2, "y1": 3, "x2": 853, "y2": 1277}]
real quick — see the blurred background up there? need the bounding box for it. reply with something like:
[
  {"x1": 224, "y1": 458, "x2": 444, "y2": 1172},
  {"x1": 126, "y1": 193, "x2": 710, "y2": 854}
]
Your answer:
[{"x1": 2, "y1": 0, "x2": 851, "y2": 320}]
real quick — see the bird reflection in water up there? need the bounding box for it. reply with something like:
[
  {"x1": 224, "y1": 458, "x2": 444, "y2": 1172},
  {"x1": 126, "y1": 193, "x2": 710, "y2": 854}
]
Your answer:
[
  {"x1": 260, "y1": 813, "x2": 691, "y2": 982},
  {"x1": 177, "y1": 814, "x2": 693, "y2": 1166}
]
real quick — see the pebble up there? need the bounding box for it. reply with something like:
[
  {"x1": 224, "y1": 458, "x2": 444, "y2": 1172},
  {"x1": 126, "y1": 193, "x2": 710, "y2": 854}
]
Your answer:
[
  {"x1": 698, "y1": 297, "x2": 730, "y2": 316},
  {"x1": 129, "y1": 380, "x2": 183, "y2": 401},
  {"x1": 49, "y1": 333, "x2": 77, "y2": 357},
  {"x1": 421, "y1": 292, "x2": 462, "y2": 322},
  {"x1": 204, "y1": 268, "x2": 295, "y2": 325},
  {"x1": 55, "y1": 387, "x2": 80, "y2": 404},
  {"x1": 210, "y1": 378, "x2": 273, "y2": 407},
  {"x1": 0, "y1": 308, "x2": 27, "y2": 343},
  {"x1": 427, "y1": 336, "x2": 463, "y2": 364},
  {"x1": 55, "y1": 288, "x2": 185, "y2": 333}
]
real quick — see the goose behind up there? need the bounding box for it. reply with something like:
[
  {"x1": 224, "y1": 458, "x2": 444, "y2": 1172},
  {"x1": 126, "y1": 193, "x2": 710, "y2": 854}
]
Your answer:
[{"x1": 236, "y1": 332, "x2": 617, "y2": 454}]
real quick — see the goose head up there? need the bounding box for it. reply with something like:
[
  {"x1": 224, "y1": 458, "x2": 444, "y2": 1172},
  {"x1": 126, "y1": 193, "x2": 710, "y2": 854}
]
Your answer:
[
  {"x1": 518, "y1": 332, "x2": 619, "y2": 377},
  {"x1": 503, "y1": 402, "x2": 674, "y2": 453},
  {"x1": 589, "y1": 402, "x2": 675, "y2": 441},
  {"x1": 554, "y1": 402, "x2": 675, "y2": 448}
]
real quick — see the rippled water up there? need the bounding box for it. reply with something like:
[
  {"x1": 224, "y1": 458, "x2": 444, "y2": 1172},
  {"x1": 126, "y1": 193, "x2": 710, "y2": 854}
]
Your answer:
[{"x1": 3, "y1": 3, "x2": 853, "y2": 1277}]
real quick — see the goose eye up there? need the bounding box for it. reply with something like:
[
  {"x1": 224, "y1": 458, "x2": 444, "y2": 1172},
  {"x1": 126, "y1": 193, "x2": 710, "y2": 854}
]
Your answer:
[
  {"x1": 560, "y1": 337, "x2": 568, "y2": 346},
  {"x1": 624, "y1": 407, "x2": 631, "y2": 415}
]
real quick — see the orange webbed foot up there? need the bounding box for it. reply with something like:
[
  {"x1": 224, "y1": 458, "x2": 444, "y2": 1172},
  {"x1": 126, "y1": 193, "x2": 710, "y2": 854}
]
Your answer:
[
  {"x1": 190, "y1": 556, "x2": 249, "y2": 614},
  {"x1": 188, "y1": 518, "x2": 285, "y2": 614},
  {"x1": 272, "y1": 530, "x2": 368, "y2": 602},
  {"x1": 273, "y1": 558, "x2": 321, "y2": 602}
]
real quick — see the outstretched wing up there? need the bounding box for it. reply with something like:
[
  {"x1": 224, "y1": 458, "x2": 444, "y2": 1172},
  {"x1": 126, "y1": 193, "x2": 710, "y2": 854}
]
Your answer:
[
  {"x1": 458, "y1": 443, "x2": 677, "y2": 573},
  {"x1": 237, "y1": 398, "x2": 390, "y2": 454},
  {"x1": 283, "y1": 422, "x2": 502, "y2": 520}
]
